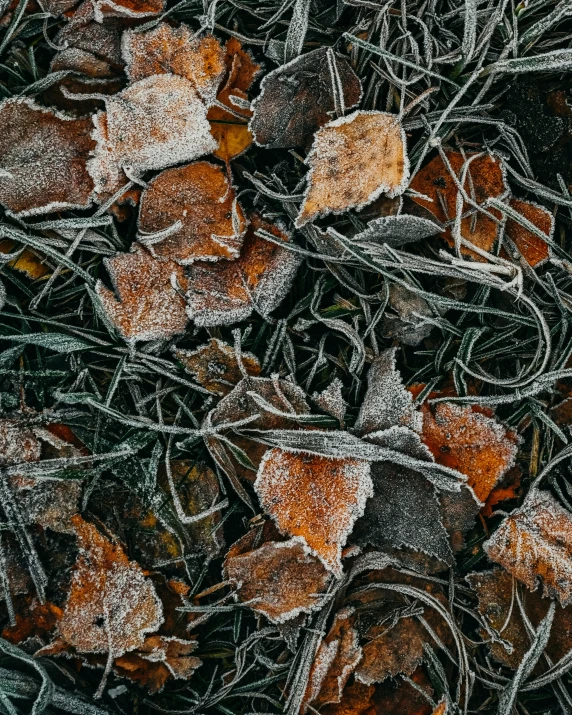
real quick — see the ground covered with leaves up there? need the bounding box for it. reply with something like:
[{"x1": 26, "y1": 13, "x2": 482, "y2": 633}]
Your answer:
[{"x1": 1, "y1": 0, "x2": 572, "y2": 713}]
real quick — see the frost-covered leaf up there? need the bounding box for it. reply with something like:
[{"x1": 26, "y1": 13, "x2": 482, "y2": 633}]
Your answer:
[
  {"x1": 319, "y1": 681, "x2": 375, "y2": 715},
  {"x1": 224, "y1": 537, "x2": 331, "y2": 623},
  {"x1": 138, "y1": 161, "x2": 246, "y2": 264},
  {"x1": 381, "y1": 284, "x2": 434, "y2": 347},
  {"x1": 250, "y1": 47, "x2": 361, "y2": 149},
  {"x1": 354, "y1": 214, "x2": 444, "y2": 248},
  {"x1": 303, "y1": 607, "x2": 362, "y2": 712},
  {"x1": 467, "y1": 567, "x2": 572, "y2": 669},
  {"x1": 352, "y1": 462, "x2": 453, "y2": 564},
  {"x1": 122, "y1": 24, "x2": 225, "y2": 105},
  {"x1": 91, "y1": 0, "x2": 164, "y2": 22},
  {"x1": 255, "y1": 448, "x2": 372, "y2": 575},
  {"x1": 354, "y1": 348, "x2": 422, "y2": 436},
  {"x1": 409, "y1": 151, "x2": 508, "y2": 260},
  {"x1": 114, "y1": 635, "x2": 201, "y2": 693},
  {"x1": 505, "y1": 198, "x2": 553, "y2": 267},
  {"x1": 96, "y1": 243, "x2": 189, "y2": 342},
  {"x1": 484, "y1": 490, "x2": 572, "y2": 607},
  {"x1": 2, "y1": 600, "x2": 63, "y2": 646},
  {"x1": 207, "y1": 37, "x2": 261, "y2": 161},
  {"x1": 421, "y1": 402, "x2": 518, "y2": 502},
  {"x1": 88, "y1": 74, "x2": 216, "y2": 199},
  {"x1": 312, "y1": 378, "x2": 347, "y2": 426},
  {"x1": 0, "y1": 99, "x2": 95, "y2": 216},
  {"x1": 354, "y1": 568, "x2": 451, "y2": 684},
  {"x1": 186, "y1": 214, "x2": 302, "y2": 326},
  {"x1": 0, "y1": 419, "x2": 41, "y2": 466},
  {"x1": 53, "y1": 516, "x2": 163, "y2": 659},
  {"x1": 174, "y1": 338, "x2": 260, "y2": 396},
  {"x1": 296, "y1": 111, "x2": 409, "y2": 227}
]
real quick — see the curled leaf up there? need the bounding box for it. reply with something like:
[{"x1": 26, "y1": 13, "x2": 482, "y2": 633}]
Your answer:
[
  {"x1": 138, "y1": 161, "x2": 246, "y2": 264},
  {"x1": 296, "y1": 111, "x2": 409, "y2": 227}
]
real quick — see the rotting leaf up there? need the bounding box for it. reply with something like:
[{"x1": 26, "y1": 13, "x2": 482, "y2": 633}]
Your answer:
[
  {"x1": 114, "y1": 634, "x2": 201, "y2": 694},
  {"x1": 0, "y1": 99, "x2": 95, "y2": 216},
  {"x1": 186, "y1": 214, "x2": 302, "y2": 326},
  {"x1": 409, "y1": 151, "x2": 508, "y2": 260},
  {"x1": 381, "y1": 284, "x2": 435, "y2": 347},
  {"x1": 467, "y1": 567, "x2": 572, "y2": 669},
  {"x1": 207, "y1": 37, "x2": 261, "y2": 162},
  {"x1": 484, "y1": 490, "x2": 572, "y2": 607},
  {"x1": 250, "y1": 47, "x2": 361, "y2": 149},
  {"x1": 174, "y1": 338, "x2": 260, "y2": 395},
  {"x1": 320, "y1": 681, "x2": 375, "y2": 715},
  {"x1": 122, "y1": 24, "x2": 225, "y2": 105},
  {"x1": 354, "y1": 348, "x2": 422, "y2": 436},
  {"x1": 95, "y1": 242, "x2": 189, "y2": 342},
  {"x1": 255, "y1": 448, "x2": 372, "y2": 576},
  {"x1": 302, "y1": 607, "x2": 362, "y2": 712},
  {"x1": 224, "y1": 537, "x2": 331, "y2": 623},
  {"x1": 420, "y1": 402, "x2": 518, "y2": 503},
  {"x1": 504, "y1": 198, "x2": 553, "y2": 267},
  {"x1": 88, "y1": 74, "x2": 216, "y2": 200},
  {"x1": 296, "y1": 110, "x2": 409, "y2": 227},
  {"x1": 138, "y1": 161, "x2": 246, "y2": 264}
]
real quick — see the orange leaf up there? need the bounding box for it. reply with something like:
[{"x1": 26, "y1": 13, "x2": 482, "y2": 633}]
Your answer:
[
  {"x1": 504, "y1": 198, "x2": 553, "y2": 266},
  {"x1": 138, "y1": 161, "x2": 246, "y2": 264}
]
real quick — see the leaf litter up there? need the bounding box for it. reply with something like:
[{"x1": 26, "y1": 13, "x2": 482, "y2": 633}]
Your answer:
[{"x1": 2, "y1": 1, "x2": 572, "y2": 714}]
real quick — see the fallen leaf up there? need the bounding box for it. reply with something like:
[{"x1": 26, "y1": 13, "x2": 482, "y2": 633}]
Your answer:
[
  {"x1": 204, "y1": 38, "x2": 260, "y2": 161},
  {"x1": 320, "y1": 681, "x2": 376, "y2": 715},
  {"x1": 114, "y1": 634, "x2": 201, "y2": 693},
  {"x1": 186, "y1": 214, "x2": 302, "y2": 326},
  {"x1": 381, "y1": 284, "x2": 435, "y2": 347},
  {"x1": 224, "y1": 537, "x2": 331, "y2": 623},
  {"x1": 2, "y1": 599, "x2": 62, "y2": 645},
  {"x1": 467, "y1": 567, "x2": 572, "y2": 669},
  {"x1": 174, "y1": 338, "x2": 261, "y2": 395},
  {"x1": 409, "y1": 151, "x2": 508, "y2": 260},
  {"x1": 504, "y1": 198, "x2": 553, "y2": 267},
  {"x1": 369, "y1": 667, "x2": 433, "y2": 715},
  {"x1": 484, "y1": 490, "x2": 572, "y2": 606},
  {"x1": 303, "y1": 607, "x2": 362, "y2": 712},
  {"x1": 354, "y1": 568, "x2": 451, "y2": 684},
  {"x1": 255, "y1": 448, "x2": 372, "y2": 575},
  {"x1": 250, "y1": 47, "x2": 361, "y2": 149},
  {"x1": 54, "y1": 515, "x2": 163, "y2": 660},
  {"x1": 296, "y1": 111, "x2": 409, "y2": 227},
  {"x1": 420, "y1": 402, "x2": 518, "y2": 502},
  {"x1": 0, "y1": 420, "x2": 41, "y2": 466},
  {"x1": 91, "y1": 0, "x2": 164, "y2": 22},
  {"x1": 0, "y1": 99, "x2": 95, "y2": 216},
  {"x1": 122, "y1": 24, "x2": 225, "y2": 105},
  {"x1": 354, "y1": 348, "x2": 422, "y2": 436},
  {"x1": 481, "y1": 465, "x2": 521, "y2": 518},
  {"x1": 138, "y1": 161, "x2": 246, "y2": 264},
  {"x1": 312, "y1": 378, "x2": 348, "y2": 426},
  {"x1": 352, "y1": 462, "x2": 453, "y2": 565},
  {"x1": 432, "y1": 699, "x2": 448, "y2": 715},
  {"x1": 96, "y1": 242, "x2": 189, "y2": 342},
  {"x1": 88, "y1": 74, "x2": 216, "y2": 199},
  {"x1": 0, "y1": 241, "x2": 49, "y2": 279}
]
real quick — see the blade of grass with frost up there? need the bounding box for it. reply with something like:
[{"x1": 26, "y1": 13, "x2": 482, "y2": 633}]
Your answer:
[
  {"x1": 480, "y1": 49, "x2": 572, "y2": 77},
  {"x1": 284, "y1": 0, "x2": 311, "y2": 62},
  {"x1": 520, "y1": 0, "x2": 572, "y2": 46}
]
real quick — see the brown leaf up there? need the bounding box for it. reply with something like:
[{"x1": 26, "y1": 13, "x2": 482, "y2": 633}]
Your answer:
[
  {"x1": 96, "y1": 242, "x2": 189, "y2": 342},
  {"x1": 370, "y1": 667, "x2": 433, "y2": 715},
  {"x1": 467, "y1": 568, "x2": 572, "y2": 669},
  {"x1": 420, "y1": 402, "x2": 518, "y2": 503},
  {"x1": 0, "y1": 99, "x2": 95, "y2": 216},
  {"x1": 2, "y1": 599, "x2": 62, "y2": 645},
  {"x1": 303, "y1": 607, "x2": 362, "y2": 712},
  {"x1": 174, "y1": 338, "x2": 260, "y2": 395},
  {"x1": 296, "y1": 111, "x2": 409, "y2": 227},
  {"x1": 55, "y1": 515, "x2": 163, "y2": 658},
  {"x1": 114, "y1": 634, "x2": 201, "y2": 693},
  {"x1": 250, "y1": 47, "x2": 361, "y2": 149},
  {"x1": 409, "y1": 151, "x2": 508, "y2": 260},
  {"x1": 0, "y1": 241, "x2": 49, "y2": 279},
  {"x1": 224, "y1": 537, "x2": 331, "y2": 623},
  {"x1": 481, "y1": 465, "x2": 521, "y2": 518},
  {"x1": 255, "y1": 448, "x2": 372, "y2": 576},
  {"x1": 123, "y1": 24, "x2": 225, "y2": 105},
  {"x1": 138, "y1": 161, "x2": 246, "y2": 264},
  {"x1": 381, "y1": 283, "x2": 434, "y2": 347},
  {"x1": 0, "y1": 419, "x2": 41, "y2": 466},
  {"x1": 504, "y1": 198, "x2": 553, "y2": 267},
  {"x1": 484, "y1": 490, "x2": 572, "y2": 606},
  {"x1": 88, "y1": 74, "x2": 216, "y2": 199},
  {"x1": 320, "y1": 681, "x2": 376, "y2": 715},
  {"x1": 186, "y1": 214, "x2": 301, "y2": 326},
  {"x1": 91, "y1": 0, "x2": 164, "y2": 21}
]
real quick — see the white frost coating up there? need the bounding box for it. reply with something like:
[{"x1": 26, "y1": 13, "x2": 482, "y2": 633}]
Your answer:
[
  {"x1": 364, "y1": 425, "x2": 434, "y2": 461},
  {"x1": 354, "y1": 348, "x2": 422, "y2": 437},
  {"x1": 87, "y1": 74, "x2": 216, "y2": 195},
  {"x1": 354, "y1": 213, "x2": 444, "y2": 247},
  {"x1": 296, "y1": 110, "x2": 410, "y2": 227},
  {"x1": 255, "y1": 448, "x2": 373, "y2": 577},
  {"x1": 92, "y1": 0, "x2": 164, "y2": 23},
  {"x1": 312, "y1": 377, "x2": 347, "y2": 425}
]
